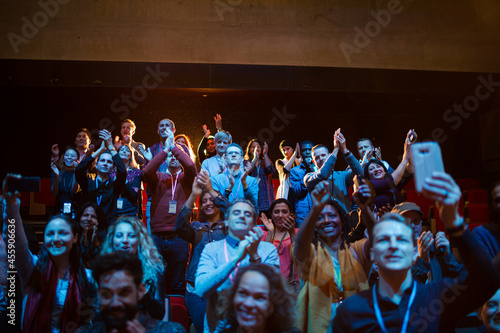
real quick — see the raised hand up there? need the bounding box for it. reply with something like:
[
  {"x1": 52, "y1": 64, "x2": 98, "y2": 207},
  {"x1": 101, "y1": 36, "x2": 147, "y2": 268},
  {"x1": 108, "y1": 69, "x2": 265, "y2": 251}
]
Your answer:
[
  {"x1": 99, "y1": 129, "x2": 113, "y2": 147},
  {"x1": 197, "y1": 170, "x2": 213, "y2": 191},
  {"x1": 2, "y1": 174, "x2": 22, "y2": 206},
  {"x1": 295, "y1": 142, "x2": 301, "y2": 160},
  {"x1": 260, "y1": 212, "x2": 274, "y2": 233},
  {"x1": 165, "y1": 129, "x2": 175, "y2": 147},
  {"x1": 434, "y1": 231, "x2": 450, "y2": 257},
  {"x1": 352, "y1": 177, "x2": 372, "y2": 211},
  {"x1": 50, "y1": 162, "x2": 60, "y2": 176},
  {"x1": 377, "y1": 203, "x2": 392, "y2": 218},
  {"x1": 244, "y1": 226, "x2": 264, "y2": 258},
  {"x1": 86, "y1": 144, "x2": 95, "y2": 157},
  {"x1": 311, "y1": 180, "x2": 330, "y2": 209},
  {"x1": 334, "y1": 128, "x2": 347, "y2": 153},
  {"x1": 418, "y1": 231, "x2": 434, "y2": 262},
  {"x1": 421, "y1": 172, "x2": 462, "y2": 230},
  {"x1": 203, "y1": 124, "x2": 211, "y2": 138},
  {"x1": 359, "y1": 150, "x2": 370, "y2": 167},
  {"x1": 214, "y1": 114, "x2": 222, "y2": 131},
  {"x1": 139, "y1": 146, "x2": 152, "y2": 161},
  {"x1": 403, "y1": 129, "x2": 417, "y2": 162},
  {"x1": 333, "y1": 132, "x2": 340, "y2": 151},
  {"x1": 263, "y1": 142, "x2": 269, "y2": 156},
  {"x1": 281, "y1": 215, "x2": 296, "y2": 236},
  {"x1": 241, "y1": 163, "x2": 252, "y2": 188},
  {"x1": 375, "y1": 147, "x2": 382, "y2": 162},
  {"x1": 114, "y1": 136, "x2": 122, "y2": 150},
  {"x1": 191, "y1": 175, "x2": 203, "y2": 197},
  {"x1": 406, "y1": 129, "x2": 418, "y2": 144},
  {"x1": 51, "y1": 144, "x2": 59, "y2": 162}
]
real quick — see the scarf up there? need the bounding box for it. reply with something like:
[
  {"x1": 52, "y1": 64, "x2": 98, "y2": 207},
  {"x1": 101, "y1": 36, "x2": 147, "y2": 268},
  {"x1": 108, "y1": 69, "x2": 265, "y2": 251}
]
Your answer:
[
  {"x1": 23, "y1": 258, "x2": 82, "y2": 333},
  {"x1": 293, "y1": 239, "x2": 369, "y2": 333}
]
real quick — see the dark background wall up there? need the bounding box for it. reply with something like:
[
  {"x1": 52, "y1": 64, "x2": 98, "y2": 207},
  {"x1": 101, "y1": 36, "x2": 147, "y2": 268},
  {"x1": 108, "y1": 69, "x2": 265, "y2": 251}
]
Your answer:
[{"x1": 1, "y1": 60, "x2": 497, "y2": 185}]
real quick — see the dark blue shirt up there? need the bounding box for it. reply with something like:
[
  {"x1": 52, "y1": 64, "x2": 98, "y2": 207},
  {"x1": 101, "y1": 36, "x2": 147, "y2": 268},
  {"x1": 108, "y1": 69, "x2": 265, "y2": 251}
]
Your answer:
[{"x1": 331, "y1": 229, "x2": 500, "y2": 332}]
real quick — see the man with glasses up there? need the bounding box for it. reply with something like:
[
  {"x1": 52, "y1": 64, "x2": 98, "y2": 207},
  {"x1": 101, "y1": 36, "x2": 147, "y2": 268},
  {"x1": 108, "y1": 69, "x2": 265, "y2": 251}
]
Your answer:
[
  {"x1": 210, "y1": 143, "x2": 258, "y2": 207},
  {"x1": 391, "y1": 202, "x2": 464, "y2": 283}
]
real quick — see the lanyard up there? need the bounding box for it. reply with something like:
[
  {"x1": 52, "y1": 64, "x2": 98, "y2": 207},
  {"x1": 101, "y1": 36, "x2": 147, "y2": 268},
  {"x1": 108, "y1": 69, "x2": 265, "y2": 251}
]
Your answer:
[
  {"x1": 224, "y1": 239, "x2": 240, "y2": 285},
  {"x1": 171, "y1": 173, "x2": 179, "y2": 201},
  {"x1": 225, "y1": 173, "x2": 242, "y2": 201},
  {"x1": 373, "y1": 280, "x2": 417, "y2": 333},
  {"x1": 95, "y1": 177, "x2": 109, "y2": 206},
  {"x1": 272, "y1": 230, "x2": 288, "y2": 253}
]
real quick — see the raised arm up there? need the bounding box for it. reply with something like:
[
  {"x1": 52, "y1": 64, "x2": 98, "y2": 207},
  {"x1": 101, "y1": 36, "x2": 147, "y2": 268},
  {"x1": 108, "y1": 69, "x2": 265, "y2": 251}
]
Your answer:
[
  {"x1": 75, "y1": 141, "x2": 105, "y2": 194},
  {"x1": 422, "y1": 172, "x2": 500, "y2": 315},
  {"x1": 132, "y1": 144, "x2": 146, "y2": 166},
  {"x1": 260, "y1": 213, "x2": 275, "y2": 243},
  {"x1": 136, "y1": 145, "x2": 152, "y2": 162},
  {"x1": 351, "y1": 177, "x2": 377, "y2": 260},
  {"x1": 304, "y1": 132, "x2": 340, "y2": 191},
  {"x1": 175, "y1": 176, "x2": 203, "y2": 243},
  {"x1": 214, "y1": 113, "x2": 223, "y2": 132},
  {"x1": 390, "y1": 130, "x2": 416, "y2": 185},
  {"x1": 294, "y1": 181, "x2": 330, "y2": 264},
  {"x1": 261, "y1": 143, "x2": 274, "y2": 173},
  {"x1": 122, "y1": 171, "x2": 141, "y2": 202},
  {"x1": 2, "y1": 175, "x2": 35, "y2": 289},
  {"x1": 173, "y1": 143, "x2": 198, "y2": 187},
  {"x1": 197, "y1": 128, "x2": 209, "y2": 163},
  {"x1": 241, "y1": 165, "x2": 258, "y2": 207},
  {"x1": 112, "y1": 154, "x2": 127, "y2": 196},
  {"x1": 276, "y1": 143, "x2": 300, "y2": 176},
  {"x1": 143, "y1": 135, "x2": 172, "y2": 187},
  {"x1": 100, "y1": 129, "x2": 118, "y2": 157},
  {"x1": 50, "y1": 163, "x2": 60, "y2": 197}
]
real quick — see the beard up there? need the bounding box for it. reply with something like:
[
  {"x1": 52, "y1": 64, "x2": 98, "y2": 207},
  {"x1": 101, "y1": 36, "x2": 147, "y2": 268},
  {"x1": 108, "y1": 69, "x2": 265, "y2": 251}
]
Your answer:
[{"x1": 101, "y1": 303, "x2": 139, "y2": 331}]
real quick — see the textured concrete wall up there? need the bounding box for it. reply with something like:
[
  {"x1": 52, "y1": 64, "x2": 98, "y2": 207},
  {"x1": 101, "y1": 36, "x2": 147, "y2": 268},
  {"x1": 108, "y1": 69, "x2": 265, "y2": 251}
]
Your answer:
[{"x1": 1, "y1": 0, "x2": 500, "y2": 72}]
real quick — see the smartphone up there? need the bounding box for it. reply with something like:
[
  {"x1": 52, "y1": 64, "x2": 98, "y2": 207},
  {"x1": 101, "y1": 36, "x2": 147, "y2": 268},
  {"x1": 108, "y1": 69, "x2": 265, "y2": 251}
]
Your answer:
[
  {"x1": 411, "y1": 142, "x2": 444, "y2": 193},
  {"x1": 7, "y1": 177, "x2": 41, "y2": 192},
  {"x1": 353, "y1": 175, "x2": 367, "y2": 204},
  {"x1": 408, "y1": 129, "x2": 417, "y2": 143}
]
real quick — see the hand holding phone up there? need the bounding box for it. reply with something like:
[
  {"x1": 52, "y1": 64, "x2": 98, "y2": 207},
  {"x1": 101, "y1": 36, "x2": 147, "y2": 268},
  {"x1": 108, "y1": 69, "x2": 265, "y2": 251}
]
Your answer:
[{"x1": 411, "y1": 142, "x2": 444, "y2": 193}]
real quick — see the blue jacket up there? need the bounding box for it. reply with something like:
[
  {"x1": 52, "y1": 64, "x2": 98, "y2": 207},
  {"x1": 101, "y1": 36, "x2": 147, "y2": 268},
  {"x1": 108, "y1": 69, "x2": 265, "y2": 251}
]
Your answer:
[{"x1": 289, "y1": 163, "x2": 312, "y2": 226}]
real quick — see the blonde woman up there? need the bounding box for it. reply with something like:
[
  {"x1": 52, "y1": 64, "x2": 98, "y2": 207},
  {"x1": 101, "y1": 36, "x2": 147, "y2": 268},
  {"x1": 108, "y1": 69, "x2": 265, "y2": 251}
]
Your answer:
[{"x1": 101, "y1": 216, "x2": 165, "y2": 319}]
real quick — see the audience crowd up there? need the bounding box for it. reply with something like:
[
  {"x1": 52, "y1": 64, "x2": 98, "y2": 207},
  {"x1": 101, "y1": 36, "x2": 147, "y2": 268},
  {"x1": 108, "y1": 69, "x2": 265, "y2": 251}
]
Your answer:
[{"x1": 1, "y1": 115, "x2": 500, "y2": 333}]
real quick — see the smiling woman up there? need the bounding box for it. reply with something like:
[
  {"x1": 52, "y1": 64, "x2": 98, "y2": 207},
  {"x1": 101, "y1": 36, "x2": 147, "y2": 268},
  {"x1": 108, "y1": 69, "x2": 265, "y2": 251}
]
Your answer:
[
  {"x1": 4, "y1": 174, "x2": 95, "y2": 333},
  {"x1": 363, "y1": 130, "x2": 416, "y2": 211},
  {"x1": 292, "y1": 181, "x2": 372, "y2": 332},
  {"x1": 215, "y1": 264, "x2": 300, "y2": 333},
  {"x1": 100, "y1": 216, "x2": 165, "y2": 320}
]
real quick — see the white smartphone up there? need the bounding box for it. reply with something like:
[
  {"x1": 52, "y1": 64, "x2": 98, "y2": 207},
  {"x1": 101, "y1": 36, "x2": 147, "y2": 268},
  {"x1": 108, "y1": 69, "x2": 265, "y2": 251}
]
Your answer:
[{"x1": 411, "y1": 142, "x2": 445, "y2": 193}]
